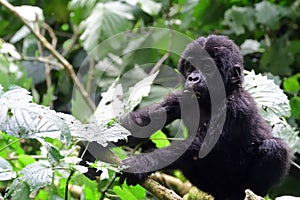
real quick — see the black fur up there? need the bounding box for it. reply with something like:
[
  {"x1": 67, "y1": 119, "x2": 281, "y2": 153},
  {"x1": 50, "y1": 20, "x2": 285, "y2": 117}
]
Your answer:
[{"x1": 118, "y1": 35, "x2": 291, "y2": 199}]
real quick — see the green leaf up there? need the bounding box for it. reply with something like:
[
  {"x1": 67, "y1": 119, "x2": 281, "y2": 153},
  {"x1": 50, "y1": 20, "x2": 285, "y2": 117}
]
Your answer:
[
  {"x1": 260, "y1": 37, "x2": 293, "y2": 76},
  {"x1": 283, "y1": 73, "x2": 300, "y2": 94},
  {"x1": 255, "y1": 1, "x2": 280, "y2": 29},
  {"x1": 68, "y1": 0, "x2": 97, "y2": 25},
  {"x1": 113, "y1": 186, "x2": 137, "y2": 200},
  {"x1": 290, "y1": 97, "x2": 300, "y2": 120},
  {"x1": 288, "y1": 40, "x2": 300, "y2": 54},
  {"x1": 18, "y1": 154, "x2": 36, "y2": 167},
  {"x1": 113, "y1": 184, "x2": 146, "y2": 200},
  {"x1": 0, "y1": 157, "x2": 16, "y2": 181},
  {"x1": 223, "y1": 6, "x2": 256, "y2": 35},
  {"x1": 47, "y1": 144, "x2": 64, "y2": 164},
  {"x1": 150, "y1": 130, "x2": 170, "y2": 148},
  {"x1": 79, "y1": 2, "x2": 133, "y2": 53},
  {"x1": 42, "y1": 86, "x2": 55, "y2": 106},
  {"x1": 6, "y1": 181, "x2": 31, "y2": 200}
]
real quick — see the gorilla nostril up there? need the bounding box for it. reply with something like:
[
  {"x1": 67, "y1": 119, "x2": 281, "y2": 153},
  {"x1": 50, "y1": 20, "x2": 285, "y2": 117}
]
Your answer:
[{"x1": 188, "y1": 76, "x2": 200, "y2": 83}]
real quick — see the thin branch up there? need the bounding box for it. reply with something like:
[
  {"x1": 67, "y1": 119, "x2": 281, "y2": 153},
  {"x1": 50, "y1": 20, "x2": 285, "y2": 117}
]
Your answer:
[
  {"x1": 42, "y1": 22, "x2": 58, "y2": 48},
  {"x1": 86, "y1": 58, "x2": 95, "y2": 94},
  {"x1": 22, "y1": 56, "x2": 63, "y2": 69},
  {"x1": 0, "y1": 0, "x2": 95, "y2": 111},
  {"x1": 62, "y1": 26, "x2": 79, "y2": 57},
  {"x1": 8, "y1": 155, "x2": 46, "y2": 160},
  {"x1": 65, "y1": 169, "x2": 75, "y2": 200},
  {"x1": 99, "y1": 174, "x2": 117, "y2": 200}
]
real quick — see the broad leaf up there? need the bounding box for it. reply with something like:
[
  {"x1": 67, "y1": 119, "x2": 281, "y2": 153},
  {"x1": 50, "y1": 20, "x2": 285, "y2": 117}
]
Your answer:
[
  {"x1": 19, "y1": 161, "x2": 53, "y2": 191},
  {"x1": 244, "y1": 71, "x2": 299, "y2": 153},
  {"x1": 244, "y1": 70, "x2": 290, "y2": 118},
  {"x1": 223, "y1": 6, "x2": 256, "y2": 35},
  {"x1": 0, "y1": 157, "x2": 16, "y2": 181},
  {"x1": 58, "y1": 112, "x2": 130, "y2": 147},
  {"x1": 125, "y1": 0, "x2": 162, "y2": 15},
  {"x1": 126, "y1": 70, "x2": 159, "y2": 112},
  {"x1": 5, "y1": 161, "x2": 53, "y2": 198},
  {"x1": 94, "y1": 82, "x2": 124, "y2": 122},
  {"x1": 0, "y1": 87, "x2": 71, "y2": 143},
  {"x1": 150, "y1": 130, "x2": 170, "y2": 148},
  {"x1": 80, "y1": 2, "x2": 133, "y2": 53}
]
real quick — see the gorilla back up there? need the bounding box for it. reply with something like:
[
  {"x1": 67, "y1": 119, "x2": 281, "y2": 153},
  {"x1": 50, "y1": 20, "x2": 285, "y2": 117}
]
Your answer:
[{"x1": 119, "y1": 35, "x2": 291, "y2": 199}]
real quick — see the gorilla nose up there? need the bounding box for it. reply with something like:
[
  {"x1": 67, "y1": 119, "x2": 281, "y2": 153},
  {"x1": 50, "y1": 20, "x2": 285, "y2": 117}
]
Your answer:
[{"x1": 187, "y1": 74, "x2": 200, "y2": 84}]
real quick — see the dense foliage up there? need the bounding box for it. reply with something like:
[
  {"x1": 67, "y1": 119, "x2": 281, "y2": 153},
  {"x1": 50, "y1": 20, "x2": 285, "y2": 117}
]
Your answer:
[{"x1": 0, "y1": 0, "x2": 300, "y2": 199}]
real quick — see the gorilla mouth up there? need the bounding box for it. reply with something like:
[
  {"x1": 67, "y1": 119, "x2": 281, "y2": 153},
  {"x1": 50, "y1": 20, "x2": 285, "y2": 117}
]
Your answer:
[{"x1": 184, "y1": 89, "x2": 202, "y2": 99}]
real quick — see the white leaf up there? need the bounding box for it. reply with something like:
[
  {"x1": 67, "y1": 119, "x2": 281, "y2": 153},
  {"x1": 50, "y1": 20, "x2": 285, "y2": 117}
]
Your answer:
[
  {"x1": 0, "y1": 87, "x2": 70, "y2": 142},
  {"x1": 63, "y1": 157, "x2": 82, "y2": 164},
  {"x1": 19, "y1": 161, "x2": 53, "y2": 191},
  {"x1": 73, "y1": 165, "x2": 88, "y2": 174},
  {"x1": 244, "y1": 70, "x2": 290, "y2": 118},
  {"x1": 0, "y1": 157, "x2": 16, "y2": 181},
  {"x1": 244, "y1": 70, "x2": 299, "y2": 153},
  {"x1": 0, "y1": 42, "x2": 22, "y2": 60},
  {"x1": 15, "y1": 6, "x2": 44, "y2": 22},
  {"x1": 94, "y1": 83, "x2": 124, "y2": 122},
  {"x1": 126, "y1": 70, "x2": 159, "y2": 111},
  {"x1": 10, "y1": 26, "x2": 31, "y2": 44},
  {"x1": 240, "y1": 39, "x2": 261, "y2": 55},
  {"x1": 79, "y1": 2, "x2": 133, "y2": 52}
]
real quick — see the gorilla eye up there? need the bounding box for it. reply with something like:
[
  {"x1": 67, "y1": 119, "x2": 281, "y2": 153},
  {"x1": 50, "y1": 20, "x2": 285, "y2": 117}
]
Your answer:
[{"x1": 186, "y1": 63, "x2": 195, "y2": 73}]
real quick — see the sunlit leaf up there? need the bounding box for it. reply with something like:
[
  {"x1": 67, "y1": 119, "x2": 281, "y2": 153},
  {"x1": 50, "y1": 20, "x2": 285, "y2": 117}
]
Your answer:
[
  {"x1": 150, "y1": 130, "x2": 170, "y2": 148},
  {"x1": 244, "y1": 70, "x2": 299, "y2": 153},
  {"x1": 127, "y1": 70, "x2": 159, "y2": 111},
  {"x1": 0, "y1": 157, "x2": 16, "y2": 181}
]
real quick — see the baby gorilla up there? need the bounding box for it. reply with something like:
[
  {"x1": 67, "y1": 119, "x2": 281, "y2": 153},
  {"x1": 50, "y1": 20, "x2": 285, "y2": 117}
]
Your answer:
[{"x1": 118, "y1": 35, "x2": 291, "y2": 200}]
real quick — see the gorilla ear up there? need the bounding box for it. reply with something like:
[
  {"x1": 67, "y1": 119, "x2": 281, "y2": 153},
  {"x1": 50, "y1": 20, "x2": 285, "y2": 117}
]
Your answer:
[{"x1": 230, "y1": 64, "x2": 242, "y2": 84}]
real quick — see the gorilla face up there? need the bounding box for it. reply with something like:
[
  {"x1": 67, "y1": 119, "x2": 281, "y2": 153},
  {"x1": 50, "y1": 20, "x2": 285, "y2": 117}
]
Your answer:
[{"x1": 179, "y1": 35, "x2": 244, "y2": 100}]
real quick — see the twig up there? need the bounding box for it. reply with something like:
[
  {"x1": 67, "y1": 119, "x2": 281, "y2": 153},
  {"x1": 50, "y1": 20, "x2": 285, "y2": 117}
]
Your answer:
[
  {"x1": 0, "y1": 0, "x2": 95, "y2": 111},
  {"x1": 62, "y1": 26, "x2": 79, "y2": 57},
  {"x1": 86, "y1": 58, "x2": 95, "y2": 94},
  {"x1": 42, "y1": 22, "x2": 58, "y2": 48},
  {"x1": 7, "y1": 155, "x2": 46, "y2": 160},
  {"x1": 99, "y1": 174, "x2": 117, "y2": 200},
  {"x1": 65, "y1": 170, "x2": 75, "y2": 200},
  {"x1": 22, "y1": 56, "x2": 63, "y2": 69}
]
